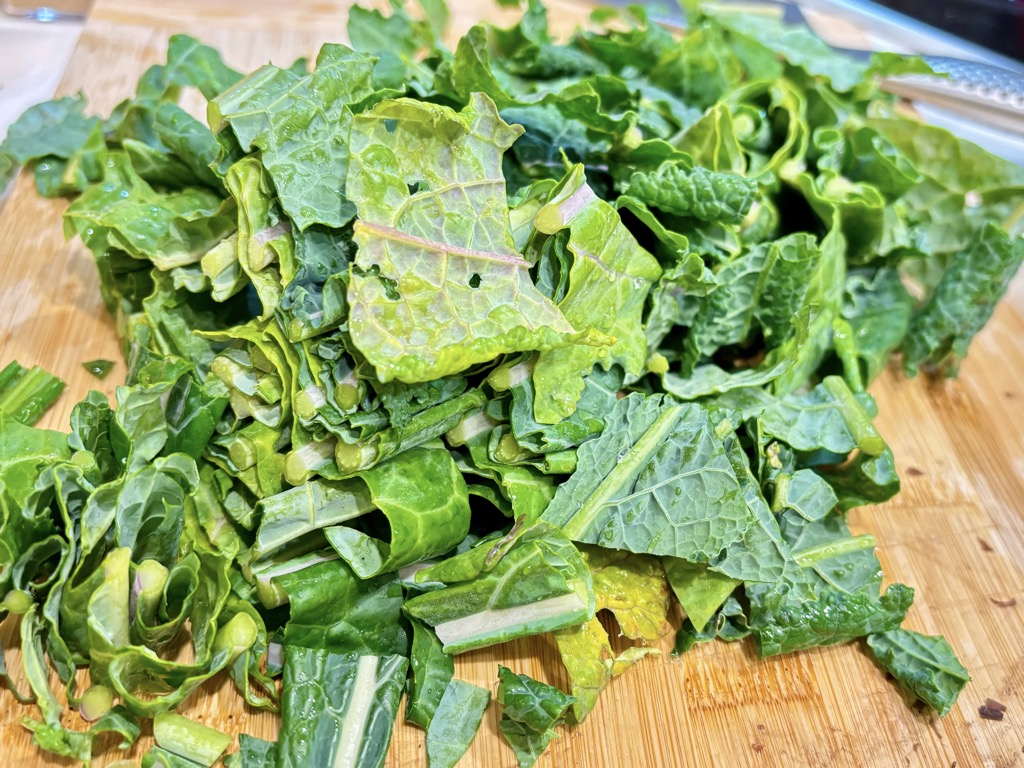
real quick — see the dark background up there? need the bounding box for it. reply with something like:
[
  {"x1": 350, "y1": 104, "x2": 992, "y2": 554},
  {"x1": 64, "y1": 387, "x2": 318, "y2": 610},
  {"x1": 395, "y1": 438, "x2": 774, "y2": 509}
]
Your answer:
[{"x1": 873, "y1": 0, "x2": 1024, "y2": 61}]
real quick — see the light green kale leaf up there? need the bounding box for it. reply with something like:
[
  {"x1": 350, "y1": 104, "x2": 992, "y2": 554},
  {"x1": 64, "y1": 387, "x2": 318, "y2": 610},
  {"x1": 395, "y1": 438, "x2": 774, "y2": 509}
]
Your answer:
[
  {"x1": 821, "y1": 447, "x2": 901, "y2": 511},
  {"x1": 749, "y1": 577, "x2": 913, "y2": 659},
  {"x1": 210, "y1": 44, "x2": 392, "y2": 230},
  {"x1": 499, "y1": 718, "x2": 557, "y2": 768},
  {"x1": 63, "y1": 151, "x2": 236, "y2": 272},
  {"x1": 222, "y1": 157, "x2": 293, "y2": 318},
  {"x1": 252, "y1": 446, "x2": 470, "y2": 578},
  {"x1": 625, "y1": 161, "x2": 758, "y2": 224},
  {"x1": 19, "y1": 607, "x2": 95, "y2": 763},
  {"x1": 346, "y1": 4, "x2": 439, "y2": 91},
  {"x1": 116, "y1": 100, "x2": 225, "y2": 192},
  {"x1": 0, "y1": 94, "x2": 101, "y2": 184},
  {"x1": 275, "y1": 559, "x2": 409, "y2": 657},
  {"x1": 646, "y1": 20, "x2": 743, "y2": 110},
  {"x1": 712, "y1": 12, "x2": 868, "y2": 92},
  {"x1": 136, "y1": 34, "x2": 243, "y2": 101},
  {"x1": 772, "y1": 468, "x2": 838, "y2": 522},
  {"x1": 325, "y1": 447, "x2": 471, "y2": 578},
  {"x1": 869, "y1": 116, "x2": 1024, "y2": 194},
  {"x1": 497, "y1": 665, "x2": 574, "y2": 733},
  {"x1": 659, "y1": 354, "x2": 793, "y2": 401},
  {"x1": 867, "y1": 116, "x2": 1024, "y2": 260},
  {"x1": 759, "y1": 376, "x2": 886, "y2": 456},
  {"x1": 663, "y1": 559, "x2": 739, "y2": 634},
  {"x1": 492, "y1": 358, "x2": 621, "y2": 454},
  {"x1": 280, "y1": 225, "x2": 354, "y2": 341},
  {"x1": 451, "y1": 413, "x2": 557, "y2": 524},
  {"x1": 714, "y1": 428, "x2": 811, "y2": 590},
  {"x1": 346, "y1": 93, "x2": 588, "y2": 383},
  {"x1": 682, "y1": 233, "x2": 820, "y2": 373},
  {"x1": 672, "y1": 594, "x2": 751, "y2": 654},
  {"x1": 531, "y1": 164, "x2": 660, "y2": 423},
  {"x1": 675, "y1": 102, "x2": 746, "y2": 174}
]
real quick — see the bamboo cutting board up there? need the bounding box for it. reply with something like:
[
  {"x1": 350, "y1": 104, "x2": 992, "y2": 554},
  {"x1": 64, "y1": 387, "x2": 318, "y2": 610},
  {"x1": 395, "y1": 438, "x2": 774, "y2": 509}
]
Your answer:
[{"x1": 1, "y1": 1, "x2": 1023, "y2": 766}]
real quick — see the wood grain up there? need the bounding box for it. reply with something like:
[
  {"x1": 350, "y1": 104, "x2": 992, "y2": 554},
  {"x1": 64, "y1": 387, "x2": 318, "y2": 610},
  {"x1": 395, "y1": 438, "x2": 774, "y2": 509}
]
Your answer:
[{"x1": 1, "y1": 2, "x2": 1023, "y2": 766}]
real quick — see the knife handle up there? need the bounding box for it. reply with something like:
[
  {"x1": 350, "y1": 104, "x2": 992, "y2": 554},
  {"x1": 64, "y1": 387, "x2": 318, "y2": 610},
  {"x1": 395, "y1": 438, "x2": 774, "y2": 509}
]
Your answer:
[{"x1": 884, "y1": 56, "x2": 1024, "y2": 135}]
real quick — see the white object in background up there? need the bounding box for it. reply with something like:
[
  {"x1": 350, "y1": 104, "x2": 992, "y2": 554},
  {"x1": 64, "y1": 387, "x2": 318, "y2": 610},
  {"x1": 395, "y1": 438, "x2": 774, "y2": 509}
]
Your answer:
[
  {"x1": 0, "y1": 14, "x2": 81, "y2": 208},
  {"x1": 2, "y1": 0, "x2": 92, "y2": 21},
  {"x1": 0, "y1": 15, "x2": 82, "y2": 139}
]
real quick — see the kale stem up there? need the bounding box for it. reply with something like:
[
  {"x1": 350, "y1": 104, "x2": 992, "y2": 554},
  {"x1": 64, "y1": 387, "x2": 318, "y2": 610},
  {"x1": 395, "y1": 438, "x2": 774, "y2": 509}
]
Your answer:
[
  {"x1": 794, "y1": 533, "x2": 877, "y2": 566},
  {"x1": 822, "y1": 376, "x2": 884, "y2": 456},
  {"x1": 0, "y1": 363, "x2": 65, "y2": 426}
]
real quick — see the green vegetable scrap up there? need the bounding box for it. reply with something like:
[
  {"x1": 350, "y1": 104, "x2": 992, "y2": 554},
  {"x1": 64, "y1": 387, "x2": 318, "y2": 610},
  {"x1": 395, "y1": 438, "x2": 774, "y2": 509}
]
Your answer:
[
  {"x1": 404, "y1": 520, "x2": 595, "y2": 653},
  {"x1": 497, "y1": 666, "x2": 575, "y2": 768},
  {"x1": 554, "y1": 545, "x2": 669, "y2": 721},
  {"x1": 0, "y1": 361, "x2": 65, "y2": 425},
  {"x1": 153, "y1": 712, "x2": 231, "y2": 766},
  {"x1": 426, "y1": 680, "x2": 491, "y2": 768},
  {"x1": 82, "y1": 359, "x2": 115, "y2": 380},
  {"x1": 3, "y1": 0, "x2": 1018, "y2": 763},
  {"x1": 866, "y1": 629, "x2": 971, "y2": 716},
  {"x1": 223, "y1": 735, "x2": 277, "y2": 768}
]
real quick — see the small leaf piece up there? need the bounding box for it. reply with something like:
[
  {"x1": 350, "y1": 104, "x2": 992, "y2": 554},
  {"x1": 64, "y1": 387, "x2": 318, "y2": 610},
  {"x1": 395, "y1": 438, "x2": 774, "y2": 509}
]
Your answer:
[
  {"x1": 497, "y1": 667, "x2": 574, "y2": 768},
  {"x1": 426, "y1": 680, "x2": 491, "y2": 768},
  {"x1": 866, "y1": 629, "x2": 970, "y2": 716},
  {"x1": 626, "y1": 162, "x2": 758, "y2": 224}
]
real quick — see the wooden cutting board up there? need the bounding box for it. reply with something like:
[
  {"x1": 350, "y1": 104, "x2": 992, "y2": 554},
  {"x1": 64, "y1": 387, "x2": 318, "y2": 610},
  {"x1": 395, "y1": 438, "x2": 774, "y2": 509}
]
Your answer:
[{"x1": 1, "y1": 1, "x2": 1023, "y2": 765}]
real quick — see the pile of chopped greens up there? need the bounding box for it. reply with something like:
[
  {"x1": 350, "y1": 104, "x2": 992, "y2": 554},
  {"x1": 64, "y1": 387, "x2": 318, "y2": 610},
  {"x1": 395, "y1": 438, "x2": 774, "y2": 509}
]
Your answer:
[{"x1": 2, "y1": 0, "x2": 1018, "y2": 764}]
